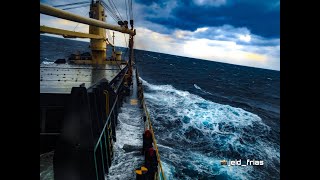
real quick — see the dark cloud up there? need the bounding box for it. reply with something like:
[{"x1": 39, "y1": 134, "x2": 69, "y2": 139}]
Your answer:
[{"x1": 137, "y1": 0, "x2": 279, "y2": 38}]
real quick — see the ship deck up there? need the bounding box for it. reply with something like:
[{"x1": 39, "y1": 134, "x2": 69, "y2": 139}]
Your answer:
[
  {"x1": 40, "y1": 63, "x2": 126, "y2": 94},
  {"x1": 107, "y1": 68, "x2": 145, "y2": 179}
]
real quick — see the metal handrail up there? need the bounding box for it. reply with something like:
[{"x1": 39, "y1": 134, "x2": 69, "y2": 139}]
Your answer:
[
  {"x1": 94, "y1": 95, "x2": 118, "y2": 151},
  {"x1": 93, "y1": 94, "x2": 119, "y2": 180},
  {"x1": 141, "y1": 99, "x2": 166, "y2": 180},
  {"x1": 93, "y1": 67, "x2": 166, "y2": 180},
  {"x1": 136, "y1": 68, "x2": 166, "y2": 180}
]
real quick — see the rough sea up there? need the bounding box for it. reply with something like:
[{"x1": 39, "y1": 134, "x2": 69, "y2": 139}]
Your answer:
[{"x1": 40, "y1": 35, "x2": 280, "y2": 180}]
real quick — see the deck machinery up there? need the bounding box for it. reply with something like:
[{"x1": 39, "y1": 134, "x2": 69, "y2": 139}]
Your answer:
[{"x1": 40, "y1": 1, "x2": 165, "y2": 179}]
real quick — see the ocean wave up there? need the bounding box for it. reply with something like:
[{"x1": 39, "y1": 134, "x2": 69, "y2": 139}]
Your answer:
[
  {"x1": 107, "y1": 96, "x2": 145, "y2": 179},
  {"x1": 140, "y1": 78, "x2": 279, "y2": 179},
  {"x1": 40, "y1": 151, "x2": 54, "y2": 180},
  {"x1": 41, "y1": 60, "x2": 54, "y2": 65},
  {"x1": 194, "y1": 84, "x2": 213, "y2": 95}
]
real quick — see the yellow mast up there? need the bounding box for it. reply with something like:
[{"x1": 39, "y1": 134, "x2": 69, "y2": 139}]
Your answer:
[{"x1": 89, "y1": 0, "x2": 106, "y2": 64}]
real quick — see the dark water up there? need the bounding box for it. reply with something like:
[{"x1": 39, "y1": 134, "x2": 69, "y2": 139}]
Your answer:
[{"x1": 40, "y1": 35, "x2": 280, "y2": 180}]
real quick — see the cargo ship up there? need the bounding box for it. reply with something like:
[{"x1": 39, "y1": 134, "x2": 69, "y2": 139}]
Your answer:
[{"x1": 40, "y1": 1, "x2": 165, "y2": 179}]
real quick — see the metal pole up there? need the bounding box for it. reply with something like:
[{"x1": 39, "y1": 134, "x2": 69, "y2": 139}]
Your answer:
[
  {"x1": 113, "y1": 32, "x2": 115, "y2": 52},
  {"x1": 40, "y1": 3, "x2": 136, "y2": 36},
  {"x1": 89, "y1": 1, "x2": 106, "y2": 64},
  {"x1": 129, "y1": 35, "x2": 133, "y2": 67}
]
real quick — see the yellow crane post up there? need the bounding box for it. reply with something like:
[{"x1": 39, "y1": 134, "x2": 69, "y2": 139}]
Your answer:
[{"x1": 89, "y1": 1, "x2": 106, "y2": 64}]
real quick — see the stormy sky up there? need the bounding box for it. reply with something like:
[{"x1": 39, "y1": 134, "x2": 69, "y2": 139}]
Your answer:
[{"x1": 40, "y1": 0, "x2": 280, "y2": 70}]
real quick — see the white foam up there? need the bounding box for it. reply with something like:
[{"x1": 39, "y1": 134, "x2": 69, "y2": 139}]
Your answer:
[
  {"x1": 194, "y1": 84, "x2": 201, "y2": 90},
  {"x1": 107, "y1": 98, "x2": 145, "y2": 179},
  {"x1": 140, "y1": 78, "x2": 279, "y2": 179},
  {"x1": 41, "y1": 60, "x2": 54, "y2": 65},
  {"x1": 191, "y1": 152, "x2": 253, "y2": 179},
  {"x1": 194, "y1": 84, "x2": 214, "y2": 95},
  {"x1": 161, "y1": 161, "x2": 176, "y2": 179},
  {"x1": 40, "y1": 151, "x2": 54, "y2": 180}
]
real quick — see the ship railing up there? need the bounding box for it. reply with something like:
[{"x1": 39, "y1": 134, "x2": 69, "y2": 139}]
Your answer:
[
  {"x1": 92, "y1": 66, "x2": 129, "y2": 180},
  {"x1": 136, "y1": 68, "x2": 166, "y2": 180},
  {"x1": 93, "y1": 93, "x2": 119, "y2": 180}
]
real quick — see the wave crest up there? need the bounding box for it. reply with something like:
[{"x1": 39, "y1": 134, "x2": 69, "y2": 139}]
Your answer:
[{"x1": 140, "y1": 78, "x2": 279, "y2": 180}]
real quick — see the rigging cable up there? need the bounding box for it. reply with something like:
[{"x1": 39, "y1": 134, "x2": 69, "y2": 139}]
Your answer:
[
  {"x1": 107, "y1": 0, "x2": 124, "y2": 21},
  {"x1": 104, "y1": 5, "x2": 120, "y2": 22},
  {"x1": 127, "y1": 0, "x2": 131, "y2": 20},
  {"x1": 101, "y1": 1, "x2": 121, "y2": 22},
  {"x1": 129, "y1": 0, "x2": 131, "y2": 20},
  {"x1": 125, "y1": 0, "x2": 128, "y2": 21},
  {"x1": 103, "y1": 0, "x2": 120, "y2": 20},
  {"x1": 53, "y1": 1, "x2": 90, "y2": 8},
  {"x1": 111, "y1": 0, "x2": 124, "y2": 21},
  {"x1": 129, "y1": 0, "x2": 133, "y2": 20},
  {"x1": 62, "y1": 4, "x2": 90, "y2": 10},
  {"x1": 73, "y1": 11, "x2": 89, "y2": 31},
  {"x1": 102, "y1": 3, "x2": 120, "y2": 22}
]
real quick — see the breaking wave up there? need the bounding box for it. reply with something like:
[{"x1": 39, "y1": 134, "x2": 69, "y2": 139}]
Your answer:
[
  {"x1": 107, "y1": 94, "x2": 145, "y2": 179},
  {"x1": 41, "y1": 60, "x2": 54, "y2": 65},
  {"x1": 194, "y1": 84, "x2": 213, "y2": 95},
  {"x1": 141, "y1": 78, "x2": 279, "y2": 180}
]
